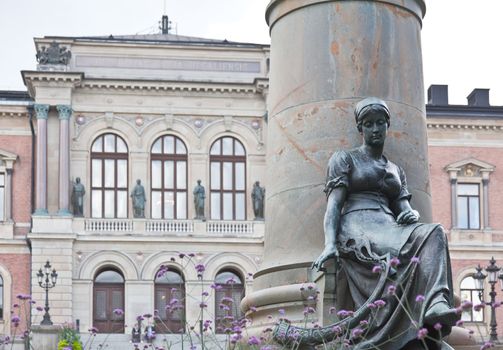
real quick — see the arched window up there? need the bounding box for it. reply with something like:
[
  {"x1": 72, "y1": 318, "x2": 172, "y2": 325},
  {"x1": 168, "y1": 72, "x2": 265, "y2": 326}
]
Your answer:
[
  {"x1": 154, "y1": 268, "x2": 185, "y2": 333},
  {"x1": 460, "y1": 276, "x2": 484, "y2": 322},
  {"x1": 93, "y1": 269, "x2": 125, "y2": 333},
  {"x1": 210, "y1": 137, "x2": 246, "y2": 220},
  {"x1": 151, "y1": 136, "x2": 187, "y2": 219},
  {"x1": 214, "y1": 270, "x2": 245, "y2": 333},
  {"x1": 0, "y1": 275, "x2": 3, "y2": 319},
  {"x1": 91, "y1": 134, "x2": 128, "y2": 218}
]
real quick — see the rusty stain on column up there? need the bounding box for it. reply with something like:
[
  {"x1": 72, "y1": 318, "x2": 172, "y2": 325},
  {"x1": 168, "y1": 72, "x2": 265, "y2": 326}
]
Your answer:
[{"x1": 246, "y1": 0, "x2": 429, "y2": 324}]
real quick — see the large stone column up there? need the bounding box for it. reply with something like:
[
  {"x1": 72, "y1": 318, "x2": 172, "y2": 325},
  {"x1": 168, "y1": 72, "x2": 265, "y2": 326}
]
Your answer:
[
  {"x1": 57, "y1": 105, "x2": 72, "y2": 216},
  {"x1": 34, "y1": 104, "x2": 50, "y2": 216},
  {"x1": 244, "y1": 0, "x2": 429, "y2": 331}
]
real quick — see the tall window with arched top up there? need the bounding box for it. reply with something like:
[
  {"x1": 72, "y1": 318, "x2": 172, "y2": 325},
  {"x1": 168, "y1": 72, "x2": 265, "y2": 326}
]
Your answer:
[
  {"x1": 154, "y1": 268, "x2": 185, "y2": 333},
  {"x1": 93, "y1": 269, "x2": 125, "y2": 333},
  {"x1": 210, "y1": 137, "x2": 246, "y2": 220},
  {"x1": 214, "y1": 270, "x2": 245, "y2": 333},
  {"x1": 151, "y1": 136, "x2": 187, "y2": 219},
  {"x1": 91, "y1": 134, "x2": 128, "y2": 218},
  {"x1": 460, "y1": 276, "x2": 484, "y2": 322}
]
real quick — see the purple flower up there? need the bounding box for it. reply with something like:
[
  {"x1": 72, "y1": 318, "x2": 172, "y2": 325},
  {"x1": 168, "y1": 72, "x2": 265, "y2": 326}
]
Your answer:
[
  {"x1": 88, "y1": 327, "x2": 99, "y2": 333},
  {"x1": 332, "y1": 325, "x2": 343, "y2": 335},
  {"x1": 278, "y1": 309, "x2": 285, "y2": 315},
  {"x1": 389, "y1": 257, "x2": 400, "y2": 267},
  {"x1": 16, "y1": 294, "x2": 31, "y2": 300},
  {"x1": 415, "y1": 294, "x2": 425, "y2": 303},
  {"x1": 13, "y1": 303, "x2": 19, "y2": 308},
  {"x1": 411, "y1": 256, "x2": 420, "y2": 264},
  {"x1": 434, "y1": 323, "x2": 442, "y2": 331},
  {"x1": 250, "y1": 306, "x2": 258, "y2": 312},
  {"x1": 303, "y1": 307, "x2": 315, "y2": 315},
  {"x1": 337, "y1": 310, "x2": 354, "y2": 318},
  {"x1": 456, "y1": 320, "x2": 464, "y2": 327},
  {"x1": 329, "y1": 306, "x2": 336, "y2": 314},
  {"x1": 202, "y1": 291, "x2": 209, "y2": 297},
  {"x1": 352, "y1": 327, "x2": 364, "y2": 338},
  {"x1": 178, "y1": 253, "x2": 185, "y2": 259},
  {"x1": 360, "y1": 320, "x2": 369, "y2": 326},
  {"x1": 481, "y1": 341, "x2": 494, "y2": 350},
  {"x1": 226, "y1": 277, "x2": 237, "y2": 284},
  {"x1": 461, "y1": 300, "x2": 473, "y2": 310},
  {"x1": 374, "y1": 299, "x2": 386, "y2": 308},
  {"x1": 36, "y1": 306, "x2": 43, "y2": 312},
  {"x1": 474, "y1": 303, "x2": 485, "y2": 311},
  {"x1": 388, "y1": 285, "x2": 396, "y2": 295},
  {"x1": 11, "y1": 315, "x2": 20, "y2": 323},
  {"x1": 417, "y1": 328, "x2": 428, "y2": 340},
  {"x1": 113, "y1": 308, "x2": 124, "y2": 316},
  {"x1": 372, "y1": 265, "x2": 382, "y2": 274},
  {"x1": 195, "y1": 263, "x2": 205, "y2": 273},
  {"x1": 199, "y1": 302, "x2": 207, "y2": 308},
  {"x1": 248, "y1": 335, "x2": 261, "y2": 345}
]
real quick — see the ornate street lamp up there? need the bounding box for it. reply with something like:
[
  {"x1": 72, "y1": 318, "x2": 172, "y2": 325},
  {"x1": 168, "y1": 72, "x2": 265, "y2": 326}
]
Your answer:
[
  {"x1": 473, "y1": 257, "x2": 503, "y2": 342},
  {"x1": 37, "y1": 260, "x2": 57, "y2": 325}
]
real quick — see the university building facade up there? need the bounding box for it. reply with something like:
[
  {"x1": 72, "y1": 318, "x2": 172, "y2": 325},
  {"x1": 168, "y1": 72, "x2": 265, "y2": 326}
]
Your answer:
[{"x1": 0, "y1": 31, "x2": 502, "y2": 346}]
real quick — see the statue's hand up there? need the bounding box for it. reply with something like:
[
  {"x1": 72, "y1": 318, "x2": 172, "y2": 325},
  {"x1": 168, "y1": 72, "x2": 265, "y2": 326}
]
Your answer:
[
  {"x1": 311, "y1": 244, "x2": 339, "y2": 272},
  {"x1": 396, "y1": 209, "x2": 420, "y2": 225}
]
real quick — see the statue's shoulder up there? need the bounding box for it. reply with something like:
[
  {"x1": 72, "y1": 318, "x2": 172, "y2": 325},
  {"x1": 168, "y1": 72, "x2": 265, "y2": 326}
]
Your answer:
[{"x1": 328, "y1": 148, "x2": 359, "y2": 167}]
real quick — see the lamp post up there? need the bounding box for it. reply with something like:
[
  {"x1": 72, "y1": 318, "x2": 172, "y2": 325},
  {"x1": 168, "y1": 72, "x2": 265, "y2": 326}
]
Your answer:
[
  {"x1": 37, "y1": 260, "x2": 57, "y2": 325},
  {"x1": 473, "y1": 257, "x2": 503, "y2": 342}
]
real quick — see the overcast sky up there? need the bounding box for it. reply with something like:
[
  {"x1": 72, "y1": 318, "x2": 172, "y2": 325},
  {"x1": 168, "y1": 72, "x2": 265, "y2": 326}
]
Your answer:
[{"x1": 1, "y1": 0, "x2": 502, "y2": 105}]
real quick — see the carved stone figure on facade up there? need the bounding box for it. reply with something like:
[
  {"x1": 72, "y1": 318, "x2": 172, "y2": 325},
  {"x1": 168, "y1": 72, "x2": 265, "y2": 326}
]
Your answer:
[
  {"x1": 276, "y1": 98, "x2": 458, "y2": 349},
  {"x1": 193, "y1": 180, "x2": 206, "y2": 220},
  {"x1": 36, "y1": 41, "x2": 72, "y2": 65},
  {"x1": 252, "y1": 181, "x2": 265, "y2": 220},
  {"x1": 131, "y1": 179, "x2": 146, "y2": 218},
  {"x1": 71, "y1": 177, "x2": 85, "y2": 217}
]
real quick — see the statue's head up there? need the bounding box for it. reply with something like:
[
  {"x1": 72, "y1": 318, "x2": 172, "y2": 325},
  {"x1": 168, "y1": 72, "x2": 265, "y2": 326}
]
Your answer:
[
  {"x1": 197, "y1": 179, "x2": 201, "y2": 184},
  {"x1": 354, "y1": 97, "x2": 391, "y2": 133},
  {"x1": 136, "y1": 179, "x2": 141, "y2": 184},
  {"x1": 76, "y1": 177, "x2": 81, "y2": 183}
]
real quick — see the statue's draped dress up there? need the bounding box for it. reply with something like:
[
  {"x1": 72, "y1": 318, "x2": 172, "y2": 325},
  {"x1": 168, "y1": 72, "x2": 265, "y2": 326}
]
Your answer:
[{"x1": 325, "y1": 149, "x2": 454, "y2": 349}]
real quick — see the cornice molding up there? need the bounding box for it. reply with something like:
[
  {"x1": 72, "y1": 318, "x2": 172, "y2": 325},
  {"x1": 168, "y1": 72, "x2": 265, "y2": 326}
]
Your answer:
[
  {"x1": 427, "y1": 122, "x2": 503, "y2": 132},
  {"x1": 81, "y1": 78, "x2": 269, "y2": 95},
  {"x1": 22, "y1": 71, "x2": 84, "y2": 84}
]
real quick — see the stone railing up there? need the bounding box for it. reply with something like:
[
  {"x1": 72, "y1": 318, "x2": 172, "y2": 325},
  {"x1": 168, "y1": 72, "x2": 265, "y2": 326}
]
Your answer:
[
  {"x1": 146, "y1": 220, "x2": 194, "y2": 233},
  {"x1": 74, "y1": 218, "x2": 264, "y2": 238},
  {"x1": 84, "y1": 219, "x2": 133, "y2": 233},
  {"x1": 206, "y1": 221, "x2": 255, "y2": 235}
]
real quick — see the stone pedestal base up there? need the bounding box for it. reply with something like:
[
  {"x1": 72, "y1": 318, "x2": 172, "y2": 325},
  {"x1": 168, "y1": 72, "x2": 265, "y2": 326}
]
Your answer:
[{"x1": 31, "y1": 324, "x2": 60, "y2": 350}]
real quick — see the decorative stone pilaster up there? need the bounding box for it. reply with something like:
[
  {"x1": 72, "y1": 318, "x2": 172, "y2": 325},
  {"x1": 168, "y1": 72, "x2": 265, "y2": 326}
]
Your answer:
[
  {"x1": 482, "y1": 177, "x2": 490, "y2": 230},
  {"x1": 449, "y1": 176, "x2": 458, "y2": 229},
  {"x1": 34, "y1": 104, "x2": 49, "y2": 216},
  {"x1": 5, "y1": 168, "x2": 13, "y2": 222},
  {"x1": 57, "y1": 105, "x2": 72, "y2": 216}
]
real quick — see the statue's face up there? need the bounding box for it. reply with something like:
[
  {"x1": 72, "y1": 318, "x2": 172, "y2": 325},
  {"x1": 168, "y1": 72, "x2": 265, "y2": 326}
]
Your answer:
[{"x1": 361, "y1": 112, "x2": 388, "y2": 147}]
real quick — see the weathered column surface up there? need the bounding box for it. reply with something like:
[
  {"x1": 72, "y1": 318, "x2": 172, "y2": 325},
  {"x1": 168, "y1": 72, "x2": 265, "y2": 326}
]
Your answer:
[
  {"x1": 57, "y1": 105, "x2": 72, "y2": 216},
  {"x1": 244, "y1": 0, "x2": 430, "y2": 329},
  {"x1": 34, "y1": 104, "x2": 50, "y2": 216}
]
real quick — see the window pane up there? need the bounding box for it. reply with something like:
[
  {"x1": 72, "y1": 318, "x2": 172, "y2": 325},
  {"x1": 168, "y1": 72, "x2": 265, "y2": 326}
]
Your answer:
[
  {"x1": 152, "y1": 139, "x2": 162, "y2": 154},
  {"x1": 165, "y1": 161, "x2": 174, "y2": 189},
  {"x1": 92, "y1": 136, "x2": 103, "y2": 152},
  {"x1": 92, "y1": 159, "x2": 102, "y2": 187},
  {"x1": 176, "y1": 139, "x2": 187, "y2": 154},
  {"x1": 95, "y1": 290, "x2": 107, "y2": 319},
  {"x1": 215, "y1": 271, "x2": 242, "y2": 284},
  {"x1": 460, "y1": 277, "x2": 476, "y2": 289},
  {"x1": 223, "y1": 162, "x2": 233, "y2": 190},
  {"x1": 116, "y1": 137, "x2": 127, "y2": 153},
  {"x1": 457, "y1": 197, "x2": 468, "y2": 229},
  {"x1": 458, "y1": 184, "x2": 479, "y2": 196},
  {"x1": 0, "y1": 187, "x2": 4, "y2": 221},
  {"x1": 152, "y1": 161, "x2": 162, "y2": 189},
  {"x1": 176, "y1": 161, "x2": 187, "y2": 189},
  {"x1": 112, "y1": 290, "x2": 124, "y2": 318},
  {"x1": 469, "y1": 197, "x2": 480, "y2": 229},
  {"x1": 92, "y1": 190, "x2": 102, "y2": 218},
  {"x1": 164, "y1": 192, "x2": 175, "y2": 219},
  {"x1": 223, "y1": 193, "x2": 233, "y2": 220},
  {"x1": 176, "y1": 192, "x2": 187, "y2": 219},
  {"x1": 0, "y1": 174, "x2": 4, "y2": 186},
  {"x1": 211, "y1": 162, "x2": 220, "y2": 190},
  {"x1": 96, "y1": 270, "x2": 124, "y2": 283},
  {"x1": 235, "y1": 193, "x2": 245, "y2": 220},
  {"x1": 117, "y1": 191, "x2": 127, "y2": 218},
  {"x1": 117, "y1": 160, "x2": 127, "y2": 188},
  {"x1": 152, "y1": 191, "x2": 162, "y2": 219},
  {"x1": 234, "y1": 141, "x2": 245, "y2": 156},
  {"x1": 211, "y1": 193, "x2": 221, "y2": 220},
  {"x1": 104, "y1": 191, "x2": 115, "y2": 218},
  {"x1": 235, "y1": 163, "x2": 245, "y2": 191},
  {"x1": 164, "y1": 136, "x2": 174, "y2": 154},
  {"x1": 104, "y1": 134, "x2": 115, "y2": 152},
  {"x1": 104, "y1": 160, "x2": 115, "y2": 187},
  {"x1": 222, "y1": 137, "x2": 233, "y2": 155},
  {"x1": 210, "y1": 140, "x2": 221, "y2": 155}
]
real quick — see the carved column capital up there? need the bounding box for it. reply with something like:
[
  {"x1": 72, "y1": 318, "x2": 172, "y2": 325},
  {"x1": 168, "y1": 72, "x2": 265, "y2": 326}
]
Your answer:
[
  {"x1": 5, "y1": 168, "x2": 13, "y2": 175},
  {"x1": 34, "y1": 104, "x2": 50, "y2": 120},
  {"x1": 56, "y1": 105, "x2": 72, "y2": 120}
]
